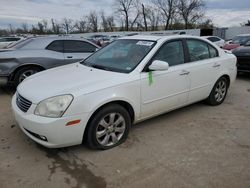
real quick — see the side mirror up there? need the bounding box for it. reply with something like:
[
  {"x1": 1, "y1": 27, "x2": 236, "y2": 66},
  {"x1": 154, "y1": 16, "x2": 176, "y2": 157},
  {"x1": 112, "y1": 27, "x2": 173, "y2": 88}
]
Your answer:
[
  {"x1": 149, "y1": 60, "x2": 169, "y2": 71},
  {"x1": 95, "y1": 48, "x2": 99, "y2": 52}
]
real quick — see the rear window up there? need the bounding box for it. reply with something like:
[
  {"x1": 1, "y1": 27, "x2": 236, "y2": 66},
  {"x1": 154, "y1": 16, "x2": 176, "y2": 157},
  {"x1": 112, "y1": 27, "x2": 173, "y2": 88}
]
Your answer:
[
  {"x1": 187, "y1": 39, "x2": 218, "y2": 62},
  {"x1": 5, "y1": 38, "x2": 33, "y2": 49},
  {"x1": 46, "y1": 40, "x2": 64, "y2": 52}
]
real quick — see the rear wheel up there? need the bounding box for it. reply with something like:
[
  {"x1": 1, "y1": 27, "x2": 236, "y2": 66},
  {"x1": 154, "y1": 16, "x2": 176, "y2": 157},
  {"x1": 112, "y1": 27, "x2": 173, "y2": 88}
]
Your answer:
[
  {"x1": 13, "y1": 66, "x2": 42, "y2": 87},
  {"x1": 86, "y1": 104, "x2": 131, "y2": 150},
  {"x1": 206, "y1": 77, "x2": 229, "y2": 106}
]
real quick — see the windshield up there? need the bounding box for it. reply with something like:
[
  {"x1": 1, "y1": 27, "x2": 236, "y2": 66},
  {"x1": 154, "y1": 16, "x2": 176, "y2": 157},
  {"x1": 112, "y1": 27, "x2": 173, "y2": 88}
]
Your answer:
[
  {"x1": 232, "y1": 36, "x2": 250, "y2": 44},
  {"x1": 6, "y1": 38, "x2": 34, "y2": 49},
  {"x1": 81, "y1": 39, "x2": 156, "y2": 73}
]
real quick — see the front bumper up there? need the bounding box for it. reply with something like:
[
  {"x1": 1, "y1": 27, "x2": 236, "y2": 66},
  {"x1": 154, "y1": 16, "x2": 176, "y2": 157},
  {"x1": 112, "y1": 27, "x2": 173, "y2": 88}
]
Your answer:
[{"x1": 11, "y1": 94, "x2": 89, "y2": 148}]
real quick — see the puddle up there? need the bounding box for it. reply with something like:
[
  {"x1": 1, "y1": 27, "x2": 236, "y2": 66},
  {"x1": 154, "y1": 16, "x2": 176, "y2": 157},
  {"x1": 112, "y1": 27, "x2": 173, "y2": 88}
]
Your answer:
[{"x1": 40, "y1": 147, "x2": 106, "y2": 188}]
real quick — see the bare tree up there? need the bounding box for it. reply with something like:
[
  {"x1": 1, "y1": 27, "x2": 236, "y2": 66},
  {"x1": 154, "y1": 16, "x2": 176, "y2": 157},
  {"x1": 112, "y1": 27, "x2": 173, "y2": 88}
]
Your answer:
[
  {"x1": 152, "y1": 0, "x2": 177, "y2": 30},
  {"x1": 75, "y1": 17, "x2": 88, "y2": 33},
  {"x1": 8, "y1": 24, "x2": 15, "y2": 34},
  {"x1": 42, "y1": 19, "x2": 48, "y2": 33},
  {"x1": 101, "y1": 11, "x2": 116, "y2": 32},
  {"x1": 62, "y1": 18, "x2": 74, "y2": 34},
  {"x1": 51, "y1": 19, "x2": 61, "y2": 34},
  {"x1": 87, "y1": 11, "x2": 98, "y2": 32},
  {"x1": 147, "y1": 7, "x2": 161, "y2": 31},
  {"x1": 198, "y1": 18, "x2": 213, "y2": 29},
  {"x1": 114, "y1": 0, "x2": 137, "y2": 31},
  {"x1": 21, "y1": 23, "x2": 29, "y2": 33},
  {"x1": 37, "y1": 21, "x2": 45, "y2": 34},
  {"x1": 106, "y1": 16, "x2": 116, "y2": 31},
  {"x1": 142, "y1": 4, "x2": 148, "y2": 31},
  {"x1": 177, "y1": 0, "x2": 205, "y2": 29},
  {"x1": 129, "y1": 0, "x2": 141, "y2": 30}
]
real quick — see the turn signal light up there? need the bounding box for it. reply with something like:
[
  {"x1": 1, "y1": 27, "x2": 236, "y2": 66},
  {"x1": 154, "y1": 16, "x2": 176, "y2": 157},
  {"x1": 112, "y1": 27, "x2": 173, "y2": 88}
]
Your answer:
[{"x1": 66, "y1": 119, "x2": 81, "y2": 126}]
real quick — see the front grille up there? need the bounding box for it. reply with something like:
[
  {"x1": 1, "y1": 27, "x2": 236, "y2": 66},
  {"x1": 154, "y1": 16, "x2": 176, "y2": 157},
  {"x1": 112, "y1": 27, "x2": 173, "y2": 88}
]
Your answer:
[{"x1": 16, "y1": 93, "x2": 32, "y2": 112}]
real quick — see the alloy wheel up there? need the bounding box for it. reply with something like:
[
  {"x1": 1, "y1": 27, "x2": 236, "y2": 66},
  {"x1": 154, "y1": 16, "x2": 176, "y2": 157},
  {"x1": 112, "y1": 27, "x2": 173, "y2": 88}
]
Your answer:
[{"x1": 96, "y1": 113, "x2": 126, "y2": 147}]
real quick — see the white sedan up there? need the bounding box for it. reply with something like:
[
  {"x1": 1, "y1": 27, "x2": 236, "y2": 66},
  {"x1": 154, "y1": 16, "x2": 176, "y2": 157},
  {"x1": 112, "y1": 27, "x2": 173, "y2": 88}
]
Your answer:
[
  {"x1": 12, "y1": 35, "x2": 237, "y2": 150},
  {"x1": 203, "y1": 36, "x2": 225, "y2": 48}
]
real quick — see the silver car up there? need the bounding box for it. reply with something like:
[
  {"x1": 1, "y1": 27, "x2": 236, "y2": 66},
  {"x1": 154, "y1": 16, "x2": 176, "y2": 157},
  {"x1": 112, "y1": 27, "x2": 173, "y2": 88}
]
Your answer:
[{"x1": 0, "y1": 36, "x2": 99, "y2": 86}]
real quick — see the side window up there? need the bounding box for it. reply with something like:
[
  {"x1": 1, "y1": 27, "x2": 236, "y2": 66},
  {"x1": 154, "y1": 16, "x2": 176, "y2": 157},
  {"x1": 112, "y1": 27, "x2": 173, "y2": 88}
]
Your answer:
[
  {"x1": 152, "y1": 41, "x2": 185, "y2": 67},
  {"x1": 209, "y1": 45, "x2": 218, "y2": 58},
  {"x1": 187, "y1": 40, "x2": 210, "y2": 62},
  {"x1": 208, "y1": 37, "x2": 220, "y2": 42},
  {"x1": 46, "y1": 40, "x2": 63, "y2": 52},
  {"x1": 64, "y1": 40, "x2": 96, "y2": 53},
  {"x1": 0, "y1": 38, "x2": 7, "y2": 42},
  {"x1": 7, "y1": 38, "x2": 20, "y2": 41}
]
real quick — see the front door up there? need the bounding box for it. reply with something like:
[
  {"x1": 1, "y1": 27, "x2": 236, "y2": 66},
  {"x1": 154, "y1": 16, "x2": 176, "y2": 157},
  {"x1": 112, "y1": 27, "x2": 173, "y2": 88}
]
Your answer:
[{"x1": 140, "y1": 40, "x2": 190, "y2": 119}]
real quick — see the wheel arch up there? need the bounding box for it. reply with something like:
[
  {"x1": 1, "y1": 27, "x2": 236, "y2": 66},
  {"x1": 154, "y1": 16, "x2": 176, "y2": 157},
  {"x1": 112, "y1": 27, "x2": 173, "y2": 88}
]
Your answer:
[
  {"x1": 82, "y1": 100, "x2": 135, "y2": 142},
  {"x1": 220, "y1": 74, "x2": 231, "y2": 87},
  {"x1": 10, "y1": 64, "x2": 46, "y2": 81}
]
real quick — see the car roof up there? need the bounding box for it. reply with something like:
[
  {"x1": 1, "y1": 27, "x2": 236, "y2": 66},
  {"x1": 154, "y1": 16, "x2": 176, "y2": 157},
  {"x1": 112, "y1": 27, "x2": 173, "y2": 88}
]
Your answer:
[
  {"x1": 120, "y1": 34, "x2": 203, "y2": 41},
  {"x1": 236, "y1": 34, "x2": 250, "y2": 37},
  {"x1": 19, "y1": 35, "x2": 97, "y2": 50},
  {"x1": 202, "y1": 36, "x2": 220, "y2": 38}
]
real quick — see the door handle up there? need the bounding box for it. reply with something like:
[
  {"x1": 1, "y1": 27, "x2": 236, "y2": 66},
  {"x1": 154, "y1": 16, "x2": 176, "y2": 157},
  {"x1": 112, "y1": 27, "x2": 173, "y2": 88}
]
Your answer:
[
  {"x1": 67, "y1": 56, "x2": 73, "y2": 59},
  {"x1": 179, "y1": 70, "x2": 190, "y2": 76},
  {"x1": 213, "y1": 63, "x2": 221, "y2": 68}
]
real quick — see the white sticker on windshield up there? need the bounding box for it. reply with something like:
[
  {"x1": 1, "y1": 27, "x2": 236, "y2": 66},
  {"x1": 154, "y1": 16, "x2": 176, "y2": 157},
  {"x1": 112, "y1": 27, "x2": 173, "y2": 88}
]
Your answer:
[{"x1": 136, "y1": 41, "x2": 154, "y2": 47}]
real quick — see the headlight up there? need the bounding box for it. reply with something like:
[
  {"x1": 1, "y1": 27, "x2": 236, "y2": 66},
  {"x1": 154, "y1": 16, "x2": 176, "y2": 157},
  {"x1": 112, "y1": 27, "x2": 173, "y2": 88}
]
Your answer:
[{"x1": 35, "y1": 95, "x2": 73, "y2": 118}]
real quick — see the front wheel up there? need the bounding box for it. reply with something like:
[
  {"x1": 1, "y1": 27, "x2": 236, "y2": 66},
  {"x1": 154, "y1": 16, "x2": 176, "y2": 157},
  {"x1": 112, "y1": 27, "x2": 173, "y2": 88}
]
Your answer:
[
  {"x1": 86, "y1": 104, "x2": 131, "y2": 150},
  {"x1": 13, "y1": 66, "x2": 42, "y2": 87},
  {"x1": 206, "y1": 77, "x2": 229, "y2": 106}
]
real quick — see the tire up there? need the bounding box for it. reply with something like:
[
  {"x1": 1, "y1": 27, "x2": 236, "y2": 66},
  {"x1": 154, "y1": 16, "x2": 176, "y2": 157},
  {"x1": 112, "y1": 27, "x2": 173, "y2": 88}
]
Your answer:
[
  {"x1": 206, "y1": 77, "x2": 229, "y2": 106},
  {"x1": 13, "y1": 66, "x2": 42, "y2": 87},
  {"x1": 86, "y1": 104, "x2": 131, "y2": 150}
]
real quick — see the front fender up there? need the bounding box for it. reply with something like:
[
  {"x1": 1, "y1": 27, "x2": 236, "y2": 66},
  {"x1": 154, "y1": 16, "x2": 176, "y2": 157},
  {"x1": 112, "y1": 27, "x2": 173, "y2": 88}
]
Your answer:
[{"x1": 64, "y1": 80, "x2": 141, "y2": 122}]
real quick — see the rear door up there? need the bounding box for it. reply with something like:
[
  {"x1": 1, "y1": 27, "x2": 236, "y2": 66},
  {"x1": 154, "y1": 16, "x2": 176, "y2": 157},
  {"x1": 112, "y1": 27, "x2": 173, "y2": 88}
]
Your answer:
[
  {"x1": 184, "y1": 39, "x2": 221, "y2": 104},
  {"x1": 63, "y1": 40, "x2": 97, "y2": 64},
  {"x1": 44, "y1": 40, "x2": 65, "y2": 68}
]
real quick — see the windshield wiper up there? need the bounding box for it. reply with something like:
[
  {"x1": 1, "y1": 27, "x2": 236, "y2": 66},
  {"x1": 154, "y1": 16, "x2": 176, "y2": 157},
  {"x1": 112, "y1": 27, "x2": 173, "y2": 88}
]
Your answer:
[{"x1": 91, "y1": 64, "x2": 111, "y2": 71}]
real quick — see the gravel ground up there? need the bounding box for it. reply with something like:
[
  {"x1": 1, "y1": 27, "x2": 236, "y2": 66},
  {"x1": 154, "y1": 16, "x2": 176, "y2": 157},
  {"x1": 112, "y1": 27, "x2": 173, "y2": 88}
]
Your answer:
[{"x1": 0, "y1": 74, "x2": 250, "y2": 188}]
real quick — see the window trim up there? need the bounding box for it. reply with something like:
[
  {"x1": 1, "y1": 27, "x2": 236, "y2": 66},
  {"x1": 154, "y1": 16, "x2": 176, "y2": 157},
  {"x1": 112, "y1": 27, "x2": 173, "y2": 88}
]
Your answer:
[
  {"x1": 185, "y1": 38, "x2": 219, "y2": 63},
  {"x1": 142, "y1": 39, "x2": 188, "y2": 72}
]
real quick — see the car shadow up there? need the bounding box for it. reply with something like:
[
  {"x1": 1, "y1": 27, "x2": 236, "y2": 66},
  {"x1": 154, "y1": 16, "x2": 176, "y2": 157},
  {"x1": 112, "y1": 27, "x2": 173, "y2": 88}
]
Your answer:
[
  {"x1": 237, "y1": 72, "x2": 250, "y2": 81},
  {"x1": 0, "y1": 85, "x2": 15, "y2": 96}
]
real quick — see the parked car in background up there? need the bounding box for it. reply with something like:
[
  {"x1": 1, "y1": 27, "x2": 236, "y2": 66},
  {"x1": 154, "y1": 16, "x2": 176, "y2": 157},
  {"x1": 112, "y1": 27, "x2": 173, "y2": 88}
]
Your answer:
[
  {"x1": 232, "y1": 39, "x2": 250, "y2": 73},
  {"x1": 223, "y1": 34, "x2": 250, "y2": 51},
  {"x1": 0, "y1": 36, "x2": 99, "y2": 86},
  {"x1": 87, "y1": 34, "x2": 112, "y2": 47},
  {"x1": 12, "y1": 35, "x2": 237, "y2": 150},
  {"x1": 0, "y1": 37, "x2": 22, "y2": 49},
  {"x1": 203, "y1": 36, "x2": 225, "y2": 48}
]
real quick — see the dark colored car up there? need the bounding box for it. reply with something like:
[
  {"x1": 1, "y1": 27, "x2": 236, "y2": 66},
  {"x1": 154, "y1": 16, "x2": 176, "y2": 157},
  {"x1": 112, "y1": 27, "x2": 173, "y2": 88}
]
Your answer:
[{"x1": 232, "y1": 40, "x2": 250, "y2": 73}]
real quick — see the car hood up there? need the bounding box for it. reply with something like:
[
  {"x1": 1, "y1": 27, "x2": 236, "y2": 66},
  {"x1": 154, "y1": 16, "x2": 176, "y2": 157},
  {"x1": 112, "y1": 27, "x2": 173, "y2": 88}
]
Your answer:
[
  {"x1": 233, "y1": 46, "x2": 250, "y2": 53},
  {"x1": 17, "y1": 63, "x2": 131, "y2": 104}
]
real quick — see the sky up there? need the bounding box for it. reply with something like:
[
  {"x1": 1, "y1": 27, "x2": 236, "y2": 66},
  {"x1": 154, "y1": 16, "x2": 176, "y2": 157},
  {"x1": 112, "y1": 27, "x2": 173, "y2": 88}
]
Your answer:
[{"x1": 0, "y1": 0, "x2": 250, "y2": 29}]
